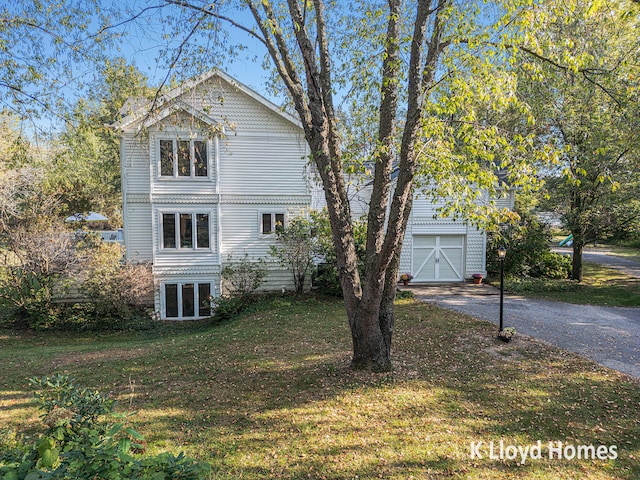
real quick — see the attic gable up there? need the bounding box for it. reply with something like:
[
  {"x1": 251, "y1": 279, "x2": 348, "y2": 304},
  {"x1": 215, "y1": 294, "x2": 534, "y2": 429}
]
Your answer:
[{"x1": 112, "y1": 69, "x2": 302, "y2": 134}]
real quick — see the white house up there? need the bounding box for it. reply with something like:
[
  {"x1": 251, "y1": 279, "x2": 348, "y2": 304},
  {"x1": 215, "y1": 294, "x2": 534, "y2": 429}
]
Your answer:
[
  {"x1": 113, "y1": 69, "x2": 310, "y2": 320},
  {"x1": 115, "y1": 69, "x2": 512, "y2": 320}
]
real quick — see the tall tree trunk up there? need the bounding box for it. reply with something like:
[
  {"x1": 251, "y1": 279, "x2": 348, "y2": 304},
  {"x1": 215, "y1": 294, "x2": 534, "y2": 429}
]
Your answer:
[
  {"x1": 247, "y1": 0, "x2": 447, "y2": 371},
  {"x1": 572, "y1": 233, "x2": 583, "y2": 282}
]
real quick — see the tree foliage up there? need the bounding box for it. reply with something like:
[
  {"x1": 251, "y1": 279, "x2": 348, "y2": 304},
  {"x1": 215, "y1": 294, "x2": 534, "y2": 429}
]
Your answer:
[
  {"x1": 0, "y1": 1, "x2": 114, "y2": 123},
  {"x1": 48, "y1": 59, "x2": 152, "y2": 224},
  {"x1": 516, "y1": 0, "x2": 640, "y2": 280}
]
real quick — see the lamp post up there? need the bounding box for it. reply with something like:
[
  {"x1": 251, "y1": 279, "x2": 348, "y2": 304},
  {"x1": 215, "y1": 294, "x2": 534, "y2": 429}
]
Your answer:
[{"x1": 498, "y1": 246, "x2": 506, "y2": 333}]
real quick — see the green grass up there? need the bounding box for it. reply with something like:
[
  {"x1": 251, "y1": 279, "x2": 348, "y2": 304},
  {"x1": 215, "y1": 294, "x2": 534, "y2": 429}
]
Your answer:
[
  {"x1": 2, "y1": 296, "x2": 640, "y2": 479},
  {"x1": 504, "y1": 262, "x2": 640, "y2": 307}
]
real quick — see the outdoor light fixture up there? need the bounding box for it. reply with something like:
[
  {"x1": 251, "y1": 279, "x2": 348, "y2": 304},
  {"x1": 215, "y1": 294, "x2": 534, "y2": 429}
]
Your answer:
[{"x1": 498, "y1": 246, "x2": 506, "y2": 334}]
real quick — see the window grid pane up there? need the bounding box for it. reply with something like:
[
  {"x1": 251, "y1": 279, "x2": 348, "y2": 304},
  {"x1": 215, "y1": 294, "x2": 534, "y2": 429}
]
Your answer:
[
  {"x1": 198, "y1": 283, "x2": 211, "y2": 317},
  {"x1": 182, "y1": 284, "x2": 195, "y2": 317},
  {"x1": 165, "y1": 284, "x2": 179, "y2": 318},
  {"x1": 162, "y1": 214, "x2": 176, "y2": 248},
  {"x1": 177, "y1": 140, "x2": 190, "y2": 176},
  {"x1": 196, "y1": 214, "x2": 209, "y2": 248},
  {"x1": 160, "y1": 140, "x2": 174, "y2": 176},
  {"x1": 275, "y1": 213, "x2": 285, "y2": 232},
  {"x1": 194, "y1": 141, "x2": 207, "y2": 177},
  {"x1": 180, "y1": 214, "x2": 193, "y2": 248},
  {"x1": 262, "y1": 213, "x2": 272, "y2": 234}
]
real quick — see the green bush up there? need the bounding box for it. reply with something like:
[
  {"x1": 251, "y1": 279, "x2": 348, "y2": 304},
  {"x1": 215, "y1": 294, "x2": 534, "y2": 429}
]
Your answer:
[
  {"x1": 311, "y1": 210, "x2": 367, "y2": 297},
  {"x1": 487, "y1": 210, "x2": 571, "y2": 280},
  {"x1": 210, "y1": 294, "x2": 255, "y2": 323},
  {"x1": 0, "y1": 374, "x2": 210, "y2": 480},
  {"x1": 530, "y1": 250, "x2": 573, "y2": 279},
  {"x1": 221, "y1": 253, "x2": 267, "y2": 297}
]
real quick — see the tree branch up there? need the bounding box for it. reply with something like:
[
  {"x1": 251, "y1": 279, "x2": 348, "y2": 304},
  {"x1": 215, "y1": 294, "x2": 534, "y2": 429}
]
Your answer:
[{"x1": 163, "y1": 0, "x2": 267, "y2": 46}]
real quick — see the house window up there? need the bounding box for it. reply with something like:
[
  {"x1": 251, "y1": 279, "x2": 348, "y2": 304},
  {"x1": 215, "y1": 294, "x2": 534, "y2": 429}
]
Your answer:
[
  {"x1": 163, "y1": 281, "x2": 213, "y2": 319},
  {"x1": 159, "y1": 138, "x2": 208, "y2": 178},
  {"x1": 161, "y1": 213, "x2": 210, "y2": 249},
  {"x1": 261, "y1": 212, "x2": 285, "y2": 234}
]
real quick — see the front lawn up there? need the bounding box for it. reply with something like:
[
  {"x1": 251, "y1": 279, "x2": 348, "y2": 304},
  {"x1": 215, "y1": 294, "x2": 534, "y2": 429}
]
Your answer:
[
  {"x1": 2, "y1": 296, "x2": 640, "y2": 479},
  {"x1": 504, "y1": 262, "x2": 640, "y2": 307}
]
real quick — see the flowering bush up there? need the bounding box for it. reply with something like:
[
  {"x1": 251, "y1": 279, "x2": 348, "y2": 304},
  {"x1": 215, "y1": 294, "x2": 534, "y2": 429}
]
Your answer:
[{"x1": 400, "y1": 273, "x2": 413, "y2": 282}]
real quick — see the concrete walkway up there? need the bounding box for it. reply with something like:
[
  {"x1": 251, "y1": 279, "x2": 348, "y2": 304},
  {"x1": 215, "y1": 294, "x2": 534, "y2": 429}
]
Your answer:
[{"x1": 405, "y1": 283, "x2": 640, "y2": 380}]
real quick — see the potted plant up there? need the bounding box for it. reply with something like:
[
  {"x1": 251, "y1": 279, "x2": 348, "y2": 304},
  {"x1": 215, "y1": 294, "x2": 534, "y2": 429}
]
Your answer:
[
  {"x1": 399, "y1": 273, "x2": 414, "y2": 286},
  {"x1": 472, "y1": 273, "x2": 484, "y2": 284},
  {"x1": 498, "y1": 327, "x2": 516, "y2": 343}
]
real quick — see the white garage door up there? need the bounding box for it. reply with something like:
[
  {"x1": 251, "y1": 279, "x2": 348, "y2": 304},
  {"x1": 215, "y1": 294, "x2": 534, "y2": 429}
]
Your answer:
[{"x1": 412, "y1": 235, "x2": 465, "y2": 282}]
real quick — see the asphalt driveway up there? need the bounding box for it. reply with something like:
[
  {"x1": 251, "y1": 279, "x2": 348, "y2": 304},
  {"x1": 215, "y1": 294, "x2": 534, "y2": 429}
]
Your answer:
[{"x1": 407, "y1": 283, "x2": 640, "y2": 380}]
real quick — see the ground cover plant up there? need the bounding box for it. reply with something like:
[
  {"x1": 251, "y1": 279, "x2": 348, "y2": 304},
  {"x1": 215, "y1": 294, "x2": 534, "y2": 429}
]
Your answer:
[
  {"x1": 504, "y1": 262, "x2": 640, "y2": 307},
  {"x1": 2, "y1": 297, "x2": 640, "y2": 479}
]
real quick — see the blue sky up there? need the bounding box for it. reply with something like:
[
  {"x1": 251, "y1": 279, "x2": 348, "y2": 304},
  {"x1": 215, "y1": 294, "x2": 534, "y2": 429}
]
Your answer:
[
  {"x1": 105, "y1": 1, "x2": 275, "y2": 100},
  {"x1": 2, "y1": 1, "x2": 279, "y2": 134}
]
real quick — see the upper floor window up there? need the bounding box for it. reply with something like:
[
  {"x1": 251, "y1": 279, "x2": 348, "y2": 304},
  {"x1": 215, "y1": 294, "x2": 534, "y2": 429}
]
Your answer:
[
  {"x1": 261, "y1": 212, "x2": 285, "y2": 234},
  {"x1": 159, "y1": 139, "x2": 208, "y2": 178},
  {"x1": 162, "y1": 212, "x2": 210, "y2": 249}
]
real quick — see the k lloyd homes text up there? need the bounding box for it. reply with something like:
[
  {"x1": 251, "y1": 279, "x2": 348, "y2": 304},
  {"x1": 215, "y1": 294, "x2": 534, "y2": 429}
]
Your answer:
[{"x1": 470, "y1": 440, "x2": 618, "y2": 465}]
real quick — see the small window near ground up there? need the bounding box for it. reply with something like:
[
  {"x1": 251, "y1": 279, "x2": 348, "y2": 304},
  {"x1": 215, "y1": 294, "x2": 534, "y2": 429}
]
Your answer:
[
  {"x1": 182, "y1": 283, "x2": 195, "y2": 317},
  {"x1": 163, "y1": 281, "x2": 214, "y2": 320},
  {"x1": 165, "y1": 284, "x2": 179, "y2": 318},
  {"x1": 198, "y1": 283, "x2": 211, "y2": 317}
]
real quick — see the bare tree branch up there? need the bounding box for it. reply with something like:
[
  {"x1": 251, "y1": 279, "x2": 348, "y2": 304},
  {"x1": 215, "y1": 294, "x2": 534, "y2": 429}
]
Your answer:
[{"x1": 163, "y1": 0, "x2": 268, "y2": 46}]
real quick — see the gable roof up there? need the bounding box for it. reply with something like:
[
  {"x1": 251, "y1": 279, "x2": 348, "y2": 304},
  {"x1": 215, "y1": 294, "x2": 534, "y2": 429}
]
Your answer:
[{"x1": 112, "y1": 68, "x2": 302, "y2": 132}]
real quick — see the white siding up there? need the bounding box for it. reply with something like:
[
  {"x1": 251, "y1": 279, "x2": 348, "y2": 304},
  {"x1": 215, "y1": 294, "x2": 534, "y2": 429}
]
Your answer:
[
  {"x1": 121, "y1": 134, "x2": 150, "y2": 194},
  {"x1": 188, "y1": 78, "x2": 298, "y2": 134},
  {"x1": 123, "y1": 201, "x2": 153, "y2": 261},
  {"x1": 219, "y1": 134, "x2": 308, "y2": 195},
  {"x1": 220, "y1": 203, "x2": 307, "y2": 259}
]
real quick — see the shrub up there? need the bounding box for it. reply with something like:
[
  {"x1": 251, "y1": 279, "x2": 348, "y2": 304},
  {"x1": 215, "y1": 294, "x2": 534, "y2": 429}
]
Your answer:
[
  {"x1": 0, "y1": 225, "x2": 80, "y2": 329},
  {"x1": 311, "y1": 210, "x2": 367, "y2": 297},
  {"x1": 487, "y1": 210, "x2": 571, "y2": 280},
  {"x1": 0, "y1": 374, "x2": 210, "y2": 480},
  {"x1": 81, "y1": 243, "x2": 153, "y2": 328},
  {"x1": 530, "y1": 250, "x2": 573, "y2": 279},
  {"x1": 269, "y1": 214, "x2": 317, "y2": 294},
  {"x1": 212, "y1": 254, "x2": 268, "y2": 322},
  {"x1": 221, "y1": 253, "x2": 266, "y2": 297}
]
